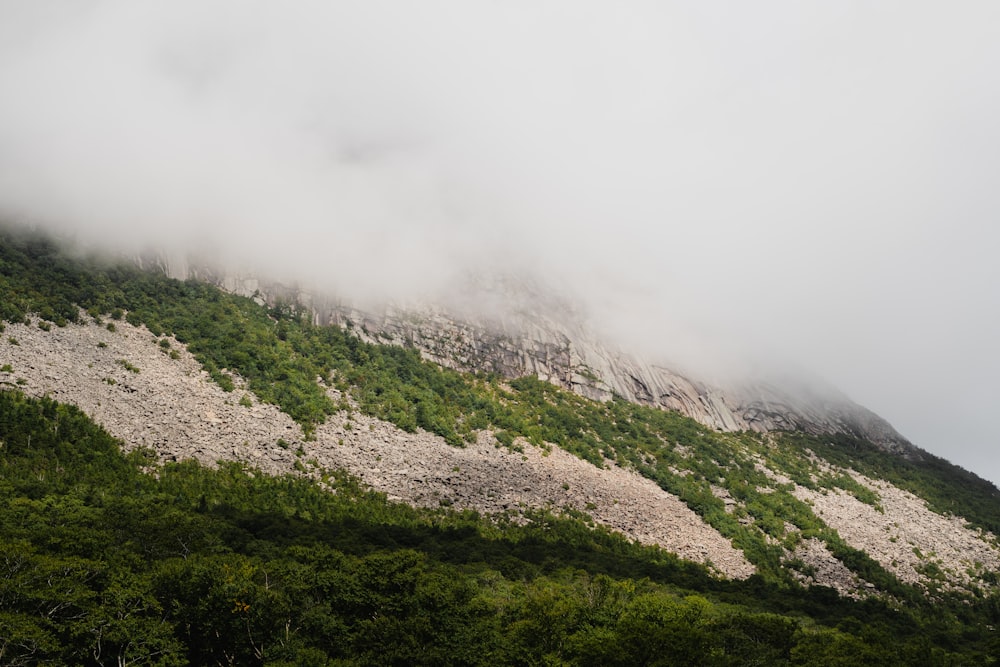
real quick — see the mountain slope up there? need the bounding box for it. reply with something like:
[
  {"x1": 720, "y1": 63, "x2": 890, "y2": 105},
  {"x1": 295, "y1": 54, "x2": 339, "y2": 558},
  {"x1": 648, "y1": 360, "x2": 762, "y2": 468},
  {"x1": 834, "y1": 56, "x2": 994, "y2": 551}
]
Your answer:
[
  {"x1": 0, "y1": 314, "x2": 752, "y2": 578},
  {"x1": 3, "y1": 226, "x2": 1000, "y2": 598},
  {"x1": 6, "y1": 227, "x2": 1000, "y2": 661},
  {"x1": 197, "y1": 267, "x2": 916, "y2": 454},
  {"x1": 8, "y1": 388, "x2": 996, "y2": 666}
]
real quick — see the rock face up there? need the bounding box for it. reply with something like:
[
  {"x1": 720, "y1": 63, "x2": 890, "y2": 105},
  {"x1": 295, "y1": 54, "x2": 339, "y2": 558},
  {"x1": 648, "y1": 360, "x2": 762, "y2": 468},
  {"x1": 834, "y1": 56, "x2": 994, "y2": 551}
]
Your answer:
[
  {"x1": 2, "y1": 315, "x2": 996, "y2": 593},
  {"x1": 0, "y1": 316, "x2": 753, "y2": 579},
  {"x1": 194, "y1": 270, "x2": 916, "y2": 456}
]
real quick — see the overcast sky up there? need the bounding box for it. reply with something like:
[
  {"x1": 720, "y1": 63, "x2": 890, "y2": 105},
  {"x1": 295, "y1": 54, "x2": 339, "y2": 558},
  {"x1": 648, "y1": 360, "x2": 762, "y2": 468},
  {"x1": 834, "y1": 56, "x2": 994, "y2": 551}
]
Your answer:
[{"x1": 1, "y1": 2, "x2": 999, "y2": 483}]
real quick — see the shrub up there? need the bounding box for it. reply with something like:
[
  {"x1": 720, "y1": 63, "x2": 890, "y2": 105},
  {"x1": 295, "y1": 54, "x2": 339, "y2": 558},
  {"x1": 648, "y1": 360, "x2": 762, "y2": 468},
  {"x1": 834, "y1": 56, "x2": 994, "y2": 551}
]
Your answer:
[{"x1": 117, "y1": 359, "x2": 140, "y2": 374}]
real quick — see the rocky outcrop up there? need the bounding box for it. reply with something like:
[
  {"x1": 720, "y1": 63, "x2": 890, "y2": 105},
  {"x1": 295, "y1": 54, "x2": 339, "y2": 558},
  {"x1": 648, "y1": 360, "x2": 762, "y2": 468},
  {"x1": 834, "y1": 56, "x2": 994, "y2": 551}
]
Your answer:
[
  {"x1": 0, "y1": 316, "x2": 753, "y2": 579},
  {"x1": 3, "y1": 315, "x2": 997, "y2": 593},
  {"x1": 196, "y1": 270, "x2": 916, "y2": 455}
]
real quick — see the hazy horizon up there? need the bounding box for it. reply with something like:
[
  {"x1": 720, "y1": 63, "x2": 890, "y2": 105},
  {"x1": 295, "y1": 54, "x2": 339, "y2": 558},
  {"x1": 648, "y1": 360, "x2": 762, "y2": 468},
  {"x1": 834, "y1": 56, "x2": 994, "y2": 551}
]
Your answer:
[{"x1": 1, "y1": 2, "x2": 998, "y2": 483}]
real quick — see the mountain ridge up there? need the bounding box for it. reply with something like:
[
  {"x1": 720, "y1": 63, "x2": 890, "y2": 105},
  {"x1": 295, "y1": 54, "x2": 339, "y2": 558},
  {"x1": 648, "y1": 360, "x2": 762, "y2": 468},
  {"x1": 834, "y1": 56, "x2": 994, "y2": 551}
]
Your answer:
[{"x1": 166, "y1": 258, "x2": 917, "y2": 456}]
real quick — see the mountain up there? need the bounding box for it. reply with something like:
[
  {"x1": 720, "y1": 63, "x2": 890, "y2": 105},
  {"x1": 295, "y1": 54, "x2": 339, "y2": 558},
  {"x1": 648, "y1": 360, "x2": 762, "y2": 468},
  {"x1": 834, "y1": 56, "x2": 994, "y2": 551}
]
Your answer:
[
  {"x1": 3, "y1": 225, "x2": 1000, "y2": 664},
  {"x1": 171, "y1": 261, "x2": 917, "y2": 454}
]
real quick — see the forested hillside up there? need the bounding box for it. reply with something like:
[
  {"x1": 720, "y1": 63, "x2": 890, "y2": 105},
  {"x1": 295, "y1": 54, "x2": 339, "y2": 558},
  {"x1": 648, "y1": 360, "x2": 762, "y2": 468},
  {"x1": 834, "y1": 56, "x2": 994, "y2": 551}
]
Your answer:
[
  {"x1": 2, "y1": 389, "x2": 1000, "y2": 665},
  {"x1": 3, "y1": 226, "x2": 1000, "y2": 664}
]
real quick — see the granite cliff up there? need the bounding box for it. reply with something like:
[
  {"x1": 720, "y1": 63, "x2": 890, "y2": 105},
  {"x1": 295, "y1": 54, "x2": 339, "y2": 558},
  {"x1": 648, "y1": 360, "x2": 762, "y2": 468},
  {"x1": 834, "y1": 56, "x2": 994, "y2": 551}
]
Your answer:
[{"x1": 166, "y1": 263, "x2": 915, "y2": 457}]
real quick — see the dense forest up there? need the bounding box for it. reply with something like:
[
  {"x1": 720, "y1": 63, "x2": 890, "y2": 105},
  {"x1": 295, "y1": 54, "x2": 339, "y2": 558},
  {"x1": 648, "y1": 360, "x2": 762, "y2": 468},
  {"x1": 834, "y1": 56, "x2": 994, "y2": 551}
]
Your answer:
[{"x1": 3, "y1": 226, "x2": 1000, "y2": 664}]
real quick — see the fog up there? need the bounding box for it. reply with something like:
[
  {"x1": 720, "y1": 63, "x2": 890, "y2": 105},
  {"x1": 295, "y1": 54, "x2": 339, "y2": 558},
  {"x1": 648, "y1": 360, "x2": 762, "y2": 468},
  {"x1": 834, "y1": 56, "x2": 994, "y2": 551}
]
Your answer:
[{"x1": 1, "y1": 2, "x2": 999, "y2": 482}]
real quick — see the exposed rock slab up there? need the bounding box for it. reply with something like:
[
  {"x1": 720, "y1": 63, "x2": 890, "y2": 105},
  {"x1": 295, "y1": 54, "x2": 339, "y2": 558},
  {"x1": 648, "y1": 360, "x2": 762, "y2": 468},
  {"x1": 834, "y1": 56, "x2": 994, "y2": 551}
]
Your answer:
[
  {"x1": 0, "y1": 317, "x2": 753, "y2": 578},
  {"x1": 7, "y1": 315, "x2": 994, "y2": 591},
  {"x1": 201, "y1": 271, "x2": 917, "y2": 455},
  {"x1": 153, "y1": 260, "x2": 916, "y2": 455},
  {"x1": 794, "y1": 472, "x2": 1000, "y2": 589}
]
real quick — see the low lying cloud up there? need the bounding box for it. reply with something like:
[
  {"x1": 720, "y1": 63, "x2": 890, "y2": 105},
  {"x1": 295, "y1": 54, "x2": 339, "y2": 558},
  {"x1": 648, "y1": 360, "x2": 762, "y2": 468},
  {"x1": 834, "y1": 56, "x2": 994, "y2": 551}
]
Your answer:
[{"x1": 2, "y1": 2, "x2": 1000, "y2": 479}]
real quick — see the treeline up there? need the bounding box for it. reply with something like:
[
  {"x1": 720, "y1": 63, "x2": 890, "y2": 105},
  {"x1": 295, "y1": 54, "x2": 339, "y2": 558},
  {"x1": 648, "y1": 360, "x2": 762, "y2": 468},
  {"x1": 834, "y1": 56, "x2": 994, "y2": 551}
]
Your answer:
[{"x1": 2, "y1": 390, "x2": 996, "y2": 665}]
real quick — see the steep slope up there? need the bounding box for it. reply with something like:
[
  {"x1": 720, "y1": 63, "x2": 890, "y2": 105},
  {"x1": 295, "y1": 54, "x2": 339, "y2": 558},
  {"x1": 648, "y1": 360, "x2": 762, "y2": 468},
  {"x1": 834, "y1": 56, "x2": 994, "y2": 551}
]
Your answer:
[
  {"x1": 6, "y1": 390, "x2": 994, "y2": 666},
  {"x1": 3, "y1": 228, "x2": 1000, "y2": 602},
  {"x1": 6, "y1": 314, "x2": 1000, "y2": 595},
  {"x1": 0, "y1": 315, "x2": 752, "y2": 578},
  {"x1": 191, "y1": 267, "x2": 916, "y2": 455}
]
